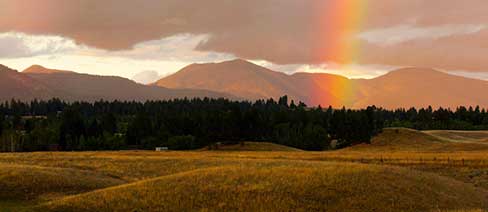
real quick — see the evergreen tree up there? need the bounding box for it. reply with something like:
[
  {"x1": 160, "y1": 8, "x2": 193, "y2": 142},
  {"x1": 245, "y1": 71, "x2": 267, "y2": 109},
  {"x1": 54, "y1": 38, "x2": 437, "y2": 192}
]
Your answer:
[
  {"x1": 60, "y1": 107, "x2": 86, "y2": 150},
  {"x1": 0, "y1": 115, "x2": 3, "y2": 137},
  {"x1": 101, "y1": 113, "x2": 117, "y2": 134},
  {"x1": 303, "y1": 124, "x2": 329, "y2": 150},
  {"x1": 126, "y1": 112, "x2": 152, "y2": 145},
  {"x1": 278, "y1": 95, "x2": 288, "y2": 107}
]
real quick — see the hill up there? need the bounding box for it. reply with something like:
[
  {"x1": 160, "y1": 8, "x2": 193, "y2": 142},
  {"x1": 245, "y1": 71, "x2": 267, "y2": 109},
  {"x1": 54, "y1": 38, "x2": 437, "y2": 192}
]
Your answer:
[
  {"x1": 424, "y1": 130, "x2": 488, "y2": 144},
  {"x1": 348, "y1": 128, "x2": 488, "y2": 152},
  {"x1": 155, "y1": 60, "x2": 488, "y2": 108},
  {"x1": 36, "y1": 163, "x2": 487, "y2": 212},
  {"x1": 1, "y1": 149, "x2": 487, "y2": 211},
  {"x1": 0, "y1": 64, "x2": 232, "y2": 102},
  {"x1": 0, "y1": 163, "x2": 124, "y2": 211}
]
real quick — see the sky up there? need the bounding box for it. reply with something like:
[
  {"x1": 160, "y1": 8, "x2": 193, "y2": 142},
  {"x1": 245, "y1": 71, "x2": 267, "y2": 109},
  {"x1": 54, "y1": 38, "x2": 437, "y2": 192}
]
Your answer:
[{"x1": 1, "y1": 0, "x2": 488, "y2": 81}]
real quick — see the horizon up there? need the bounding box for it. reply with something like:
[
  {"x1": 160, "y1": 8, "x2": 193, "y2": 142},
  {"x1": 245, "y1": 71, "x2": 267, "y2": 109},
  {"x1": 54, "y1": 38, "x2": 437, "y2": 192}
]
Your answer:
[{"x1": 3, "y1": 59, "x2": 488, "y2": 84}]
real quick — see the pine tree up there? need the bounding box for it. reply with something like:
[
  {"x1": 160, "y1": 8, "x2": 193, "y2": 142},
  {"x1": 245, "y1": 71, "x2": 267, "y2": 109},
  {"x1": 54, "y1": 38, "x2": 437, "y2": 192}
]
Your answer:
[
  {"x1": 101, "y1": 113, "x2": 117, "y2": 134},
  {"x1": 0, "y1": 115, "x2": 3, "y2": 137}
]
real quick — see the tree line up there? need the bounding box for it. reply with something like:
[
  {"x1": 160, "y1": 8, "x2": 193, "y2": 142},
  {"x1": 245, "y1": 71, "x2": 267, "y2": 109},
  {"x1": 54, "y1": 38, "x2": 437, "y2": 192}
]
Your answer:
[{"x1": 1, "y1": 97, "x2": 487, "y2": 152}]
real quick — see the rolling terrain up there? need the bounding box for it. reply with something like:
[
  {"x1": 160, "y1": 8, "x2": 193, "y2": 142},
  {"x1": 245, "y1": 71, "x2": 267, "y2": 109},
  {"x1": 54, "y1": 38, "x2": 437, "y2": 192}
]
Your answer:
[
  {"x1": 0, "y1": 64, "x2": 232, "y2": 102},
  {"x1": 37, "y1": 162, "x2": 486, "y2": 212},
  {"x1": 0, "y1": 130, "x2": 487, "y2": 211},
  {"x1": 349, "y1": 128, "x2": 488, "y2": 152},
  {"x1": 155, "y1": 59, "x2": 488, "y2": 109}
]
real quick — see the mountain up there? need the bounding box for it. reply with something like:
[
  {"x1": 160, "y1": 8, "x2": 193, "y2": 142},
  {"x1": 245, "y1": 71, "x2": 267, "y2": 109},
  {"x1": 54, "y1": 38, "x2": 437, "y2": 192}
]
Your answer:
[
  {"x1": 0, "y1": 65, "x2": 55, "y2": 101},
  {"x1": 156, "y1": 59, "x2": 306, "y2": 101},
  {"x1": 3, "y1": 62, "x2": 488, "y2": 108},
  {"x1": 155, "y1": 60, "x2": 488, "y2": 109},
  {"x1": 351, "y1": 68, "x2": 488, "y2": 108},
  {"x1": 131, "y1": 70, "x2": 161, "y2": 85},
  {"x1": 0, "y1": 64, "x2": 232, "y2": 102},
  {"x1": 23, "y1": 65, "x2": 74, "y2": 74}
]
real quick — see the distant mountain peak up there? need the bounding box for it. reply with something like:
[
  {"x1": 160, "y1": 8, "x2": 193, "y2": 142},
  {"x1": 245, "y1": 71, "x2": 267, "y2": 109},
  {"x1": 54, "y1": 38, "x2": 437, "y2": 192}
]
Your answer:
[
  {"x1": 383, "y1": 67, "x2": 445, "y2": 76},
  {"x1": 191, "y1": 59, "x2": 256, "y2": 67},
  {"x1": 0, "y1": 64, "x2": 11, "y2": 70},
  {"x1": 23, "y1": 65, "x2": 73, "y2": 74},
  {"x1": 225, "y1": 58, "x2": 252, "y2": 64},
  {"x1": 0, "y1": 64, "x2": 18, "y2": 73},
  {"x1": 220, "y1": 59, "x2": 262, "y2": 67}
]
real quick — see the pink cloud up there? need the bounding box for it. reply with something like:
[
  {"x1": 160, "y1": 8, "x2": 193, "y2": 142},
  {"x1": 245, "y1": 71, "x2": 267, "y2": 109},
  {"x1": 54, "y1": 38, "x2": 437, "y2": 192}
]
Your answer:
[{"x1": 2, "y1": 0, "x2": 488, "y2": 71}]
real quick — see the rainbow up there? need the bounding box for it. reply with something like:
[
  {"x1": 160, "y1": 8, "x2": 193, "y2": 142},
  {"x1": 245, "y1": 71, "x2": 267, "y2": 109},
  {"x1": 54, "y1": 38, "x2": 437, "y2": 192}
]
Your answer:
[
  {"x1": 310, "y1": 1, "x2": 368, "y2": 108},
  {"x1": 317, "y1": 0, "x2": 368, "y2": 64}
]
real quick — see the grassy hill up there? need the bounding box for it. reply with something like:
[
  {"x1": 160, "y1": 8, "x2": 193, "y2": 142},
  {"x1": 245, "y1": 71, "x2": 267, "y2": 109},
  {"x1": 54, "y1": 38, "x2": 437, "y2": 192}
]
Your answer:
[
  {"x1": 36, "y1": 162, "x2": 487, "y2": 212},
  {"x1": 349, "y1": 128, "x2": 488, "y2": 152},
  {"x1": 0, "y1": 163, "x2": 124, "y2": 211},
  {"x1": 425, "y1": 130, "x2": 488, "y2": 144}
]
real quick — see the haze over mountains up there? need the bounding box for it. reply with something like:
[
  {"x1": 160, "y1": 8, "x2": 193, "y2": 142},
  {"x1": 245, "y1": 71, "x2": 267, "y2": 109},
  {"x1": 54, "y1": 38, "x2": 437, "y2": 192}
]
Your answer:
[
  {"x1": 1, "y1": 59, "x2": 488, "y2": 108},
  {"x1": 131, "y1": 71, "x2": 162, "y2": 85},
  {"x1": 156, "y1": 59, "x2": 488, "y2": 109},
  {"x1": 0, "y1": 64, "x2": 231, "y2": 102}
]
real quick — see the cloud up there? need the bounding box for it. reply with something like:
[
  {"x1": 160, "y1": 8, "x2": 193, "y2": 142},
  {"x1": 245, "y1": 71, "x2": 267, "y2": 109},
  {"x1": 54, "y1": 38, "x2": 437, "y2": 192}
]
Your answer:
[
  {"x1": 112, "y1": 34, "x2": 234, "y2": 62},
  {"x1": 0, "y1": 32, "x2": 78, "y2": 58},
  {"x1": 446, "y1": 71, "x2": 488, "y2": 81},
  {"x1": 0, "y1": 32, "x2": 233, "y2": 63},
  {"x1": 131, "y1": 70, "x2": 161, "y2": 84},
  {"x1": 358, "y1": 24, "x2": 486, "y2": 46},
  {"x1": 0, "y1": 32, "x2": 234, "y2": 79},
  {"x1": 2, "y1": 0, "x2": 488, "y2": 72}
]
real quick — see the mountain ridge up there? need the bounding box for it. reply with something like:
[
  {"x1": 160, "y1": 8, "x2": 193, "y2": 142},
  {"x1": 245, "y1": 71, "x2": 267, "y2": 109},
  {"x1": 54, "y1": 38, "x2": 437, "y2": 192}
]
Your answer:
[
  {"x1": 3, "y1": 61, "x2": 488, "y2": 108},
  {"x1": 23, "y1": 65, "x2": 74, "y2": 74},
  {"x1": 0, "y1": 64, "x2": 234, "y2": 102},
  {"x1": 155, "y1": 60, "x2": 488, "y2": 109}
]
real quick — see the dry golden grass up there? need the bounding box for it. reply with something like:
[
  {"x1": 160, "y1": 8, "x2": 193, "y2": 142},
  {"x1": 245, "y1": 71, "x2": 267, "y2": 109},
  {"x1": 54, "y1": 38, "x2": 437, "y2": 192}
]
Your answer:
[
  {"x1": 0, "y1": 163, "x2": 124, "y2": 211},
  {"x1": 425, "y1": 130, "x2": 488, "y2": 144},
  {"x1": 350, "y1": 128, "x2": 488, "y2": 152},
  {"x1": 37, "y1": 162, "x2": 487, "y2": 212},
  {"x1": 0, "y1": 129, "x2": 487, "y2": 211},
  {"x1": 0, "y1": 164, "x2": 124, "y2": 201},
  {"x1": 202, "y1": 141, "x2": 302, "y2": 151}
]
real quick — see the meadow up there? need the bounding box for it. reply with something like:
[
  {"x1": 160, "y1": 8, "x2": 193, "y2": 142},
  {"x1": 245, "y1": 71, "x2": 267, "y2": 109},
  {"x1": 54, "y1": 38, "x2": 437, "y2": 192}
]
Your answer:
[{"x1": 1, "y1": 128, "x2": 487, "y2": 211}]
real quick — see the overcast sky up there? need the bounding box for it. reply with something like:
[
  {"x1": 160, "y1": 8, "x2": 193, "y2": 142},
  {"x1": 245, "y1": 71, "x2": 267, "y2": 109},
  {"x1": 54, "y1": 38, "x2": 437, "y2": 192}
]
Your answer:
[{"x1": 1, "y1": 0, "x2": 488, "y2": 80}]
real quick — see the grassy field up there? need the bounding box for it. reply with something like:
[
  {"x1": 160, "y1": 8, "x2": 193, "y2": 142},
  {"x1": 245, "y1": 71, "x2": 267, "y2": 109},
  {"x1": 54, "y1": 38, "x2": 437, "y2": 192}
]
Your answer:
[{"x1": 1, "y1": 128, "x2": 488, "y2": 211}]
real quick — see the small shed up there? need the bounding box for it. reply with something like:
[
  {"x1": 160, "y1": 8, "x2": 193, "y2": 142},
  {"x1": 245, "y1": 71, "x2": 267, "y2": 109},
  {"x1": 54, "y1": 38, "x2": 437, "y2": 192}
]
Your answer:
[{"x1": 155, "y1": 147, "x2": 169, "y2": 151}]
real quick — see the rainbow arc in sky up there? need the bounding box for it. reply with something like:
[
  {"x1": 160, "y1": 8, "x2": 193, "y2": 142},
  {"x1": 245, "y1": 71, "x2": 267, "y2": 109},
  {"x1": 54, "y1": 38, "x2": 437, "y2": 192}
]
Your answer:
[{"x1": 310, "y1": 1, "x2": 368, "y2": 108}]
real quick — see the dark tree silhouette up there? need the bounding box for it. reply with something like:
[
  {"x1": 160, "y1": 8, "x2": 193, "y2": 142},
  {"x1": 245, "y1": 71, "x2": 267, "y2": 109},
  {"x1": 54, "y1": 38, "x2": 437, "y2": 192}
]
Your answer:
[{"x1": 0, "y1": 97, "x2": 487, "y2": 152}]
